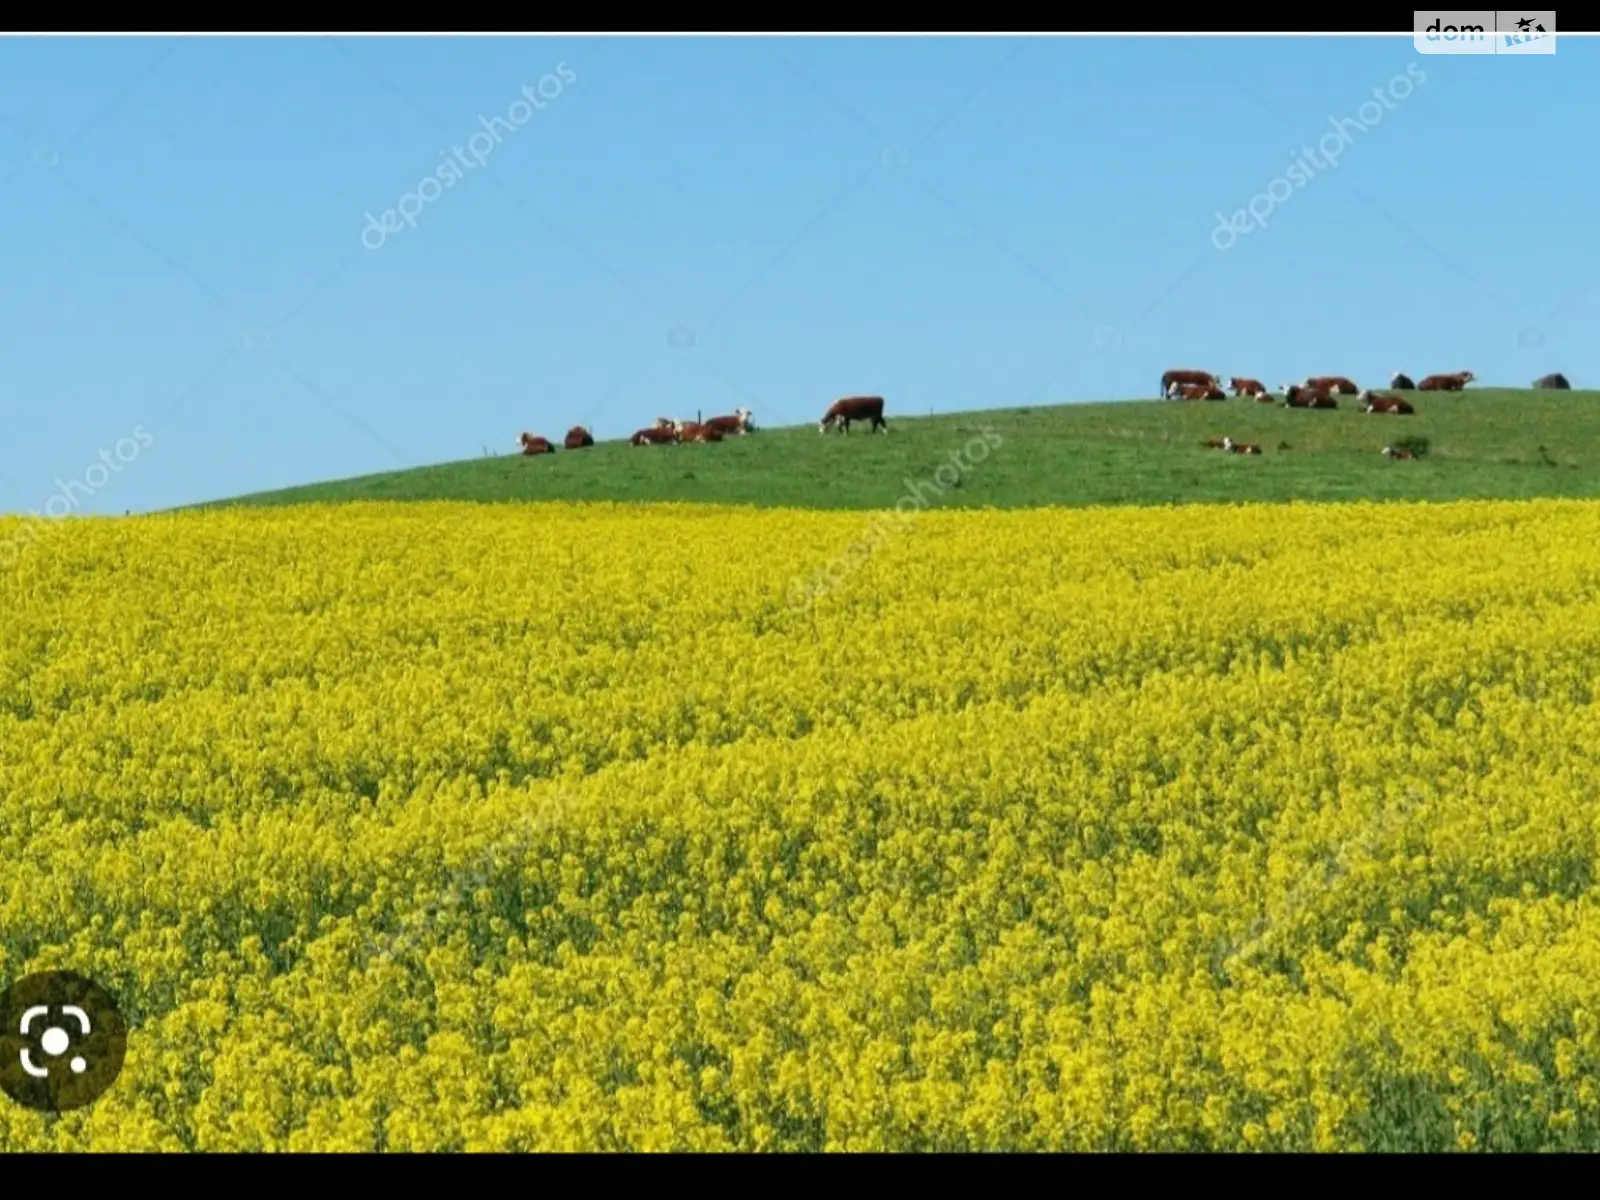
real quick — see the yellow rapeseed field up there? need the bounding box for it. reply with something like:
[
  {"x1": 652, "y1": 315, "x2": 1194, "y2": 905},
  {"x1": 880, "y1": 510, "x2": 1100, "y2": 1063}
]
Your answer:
[{"x1": 3, "y1": 499, "x2": 1600, "y2": 1151}]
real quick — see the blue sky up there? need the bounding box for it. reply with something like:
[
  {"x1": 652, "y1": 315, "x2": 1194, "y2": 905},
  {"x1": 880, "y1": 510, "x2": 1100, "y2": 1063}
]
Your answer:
[{"x1": 0, "y1": 35, "x2": 1594, "y2": 515}]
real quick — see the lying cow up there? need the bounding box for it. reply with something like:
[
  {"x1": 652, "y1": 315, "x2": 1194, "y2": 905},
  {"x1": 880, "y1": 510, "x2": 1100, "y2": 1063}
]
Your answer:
[
  {"x1": 1361, "y1": 390, "x2": 1415, "y2": 415},
  {"x1": 1222, "y1": 436, "x2": 1262, "y2": 455},
  {"x1": 1305, "y1": 375, "x2": 1359, "y2": 396},
  {"x1": 1282, "y1": 385, "x2": 1338, "y2": 409},
  {"x1": 519, "y1": 432, "x2": 556, "y2": 455},
  {"x1": 820, "y1": 395, "x2": 889, "y2": 434},
  {"x1": 1534, "y1": 372, "x2": 1571, "y2": 390},
  {"x1": 631, "y1": 425, "x2": 679, "y2": 446},
  {"x1": 1390, "y1": 372, "x2": 1417, "y2": 390},
  {"x1": 1229, "y1": 377, "x2": 1268, "y2": 398},
  {"x1": 564, "y1": 425, "x2": 594, "y2": 450},
  {"x1": 675, "y1": 421, "x2": 724, "y2": 443},
  {"x1": 1417, "y1": 371, "x2": 1474, "y2": 392},
  {"x1": 1382, "y1": 445, "x2": 1418, "y2": 461},
  {"x1": 1161, "y1": 368, "x2": 1217, "y2": 398},
  {"x1": 698, "y1": 407, "x2": 754, "y2": 437}
]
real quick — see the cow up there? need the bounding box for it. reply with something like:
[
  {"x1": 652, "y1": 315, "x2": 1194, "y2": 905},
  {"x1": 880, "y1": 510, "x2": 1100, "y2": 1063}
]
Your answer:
[
  {"x1": 1390, "y1": 372, "x2": 1417, "y2": 390},
  {"x1": 1200, "y1": 437, "x2": 1228, "y2": 450},
  {"x1": 1283, "y1": 385, "x2": 1338, "y2": 409},
  {"x1": 630, "y1": 425, "x2": 679, "y2": 446},
  {"x1": 1161, "y1": 369, "x2": 1217, "y2": 398},
  {"x1": 1534, "y1": 372, "x2": 1572, "y2": 390},
  {"x1": 1382, "y1": 445, "x2": 1418, "y2": 461},
  {"x1": 1417, "y1": 371, "x2": 1474, "y2": 392},
  {"x1": 1305, "y1": 375, "x2": 1359, "y2": 396},
  {"x1": 676, "y1": 421, "x2": 724, "y2": 443},
  {"x1": 564, "y1": 426, "x2": 595, "y2": 450},
  {"x1": 653, "y1": 417, "x2": 677, "y2": 430},
  {"x1": 1222, "y1": 437, "x2": 1262, "y2": 455},
  {"x1": 1229, "y1": 377, "x2": 1269, "y2": 398},
  {"x1": 700, "y1": 407, "x2": 755, "y2": 437},
  {"x1": 820, "y1": 395, "x2": 888, "y2": 434},
  {"x1": 519, "y1": 432, "x2": 556, "y2": 455},
  {"x1": 1361, "y1": 390, "x2": 1415, "y2": 415}
]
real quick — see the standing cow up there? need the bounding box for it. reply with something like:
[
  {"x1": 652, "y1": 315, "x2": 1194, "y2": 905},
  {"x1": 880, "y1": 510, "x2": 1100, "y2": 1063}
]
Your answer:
[{"x1": 820, "y1": 396, "x2": 888, "y2": 434}]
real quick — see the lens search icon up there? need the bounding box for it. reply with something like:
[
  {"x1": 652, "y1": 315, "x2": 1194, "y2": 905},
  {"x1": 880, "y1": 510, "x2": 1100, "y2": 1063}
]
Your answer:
[{"x1": 0, "y1": 971, "x2": 128, "y2": 1113}]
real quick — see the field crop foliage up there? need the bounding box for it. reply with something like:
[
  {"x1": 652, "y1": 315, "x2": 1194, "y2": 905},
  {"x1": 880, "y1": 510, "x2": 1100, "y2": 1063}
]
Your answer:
[{"x1": 3, "y1": 499, "x2": 1600, "y2": 1151}]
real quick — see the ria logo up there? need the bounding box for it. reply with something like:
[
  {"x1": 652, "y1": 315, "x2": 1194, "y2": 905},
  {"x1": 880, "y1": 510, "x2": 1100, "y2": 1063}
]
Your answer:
[{"x1": 1505, "y1": 15, "x2": 1550, "y2": 46}]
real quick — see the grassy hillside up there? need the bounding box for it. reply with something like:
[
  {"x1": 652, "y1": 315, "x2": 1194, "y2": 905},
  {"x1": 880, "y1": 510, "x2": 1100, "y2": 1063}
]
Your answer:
[{"x1": 206, "y1": 388, "x2": 1600, "y2": 512}]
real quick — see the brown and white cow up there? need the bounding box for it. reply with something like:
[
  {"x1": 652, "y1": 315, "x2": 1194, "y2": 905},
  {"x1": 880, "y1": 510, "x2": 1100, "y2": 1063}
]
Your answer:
[
  {"x1": 1382, "y1": 445, "x2": 1418, "y2": 461},
  {"x1": 1305, "y1": 375, "x2": 1359, "y2": 396},
  {"x1": 519, "y1": 432, "x2": 556, "y2": 455},
  {"x1": 675, "y1": 421, "x2": 724, "y2": 443},
  {"x1": 820, "y1": 395, "x2": 888, "y2": 434},
  {"x1": 1222, "y1": 437, "x2": 1262, "y2": 455},
  {"x1": 631, "y1": 425, "x2": 679, "y2": 446},
  {"x1": 699, "y1": 407, "x2": 754, "y2": 437},
  {"x1": 1361, "y1": 390, "x2": 1415, "y2": 415},
  {"x1": 1229, "y1": 376, "x2": 1268, "y2": 397},
  {"x1": 564, "y1": 425, "x2": 594, "y2": 450},
  {"x1": 1161, "y1": 368, "x2": 1217, "y2": 398},
  {"x1": 1417, "y1": 371, "x2": 1474, "y2": 392},
  {"x1": 1283, "y1": 385, "x2": 1338, "y2": 409}
]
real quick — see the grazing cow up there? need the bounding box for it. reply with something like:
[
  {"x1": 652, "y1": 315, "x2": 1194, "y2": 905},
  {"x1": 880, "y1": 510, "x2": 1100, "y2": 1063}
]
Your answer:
[
  {"x1": 1283, "y1": 385, "x2": 1338, "y2": 409},
  {"x1": 1417, "y1": 371, "x2": 1474, "y2": 392},
  {"x1": 1229, "y1": 377, "x2": 1268, "y2": 398},
  {"x1": 1390, "y1": 372, "x2": 1417, "y2": 390},
  {"x1": 519, "y1": 432, "x2": 556, "y2": 455},
  {"x1": 631, "y1": 425, "x2": 679, "y2": 446},
  {"x1": 564, "y1": 425, "x2": 594, "y2": 450},
  {"x1": 1534, "y1": 372, "x2": 1572, "y2": 390},
  {"x1": 820, "y1": 395, "x2": 888, "y2": 434},
  {"x1": 1161, "y1": 368, "x2": 1217, "y2": 398},
  {"x1": 1222, "y1": 437, "x2": 1262, "y2": 455},
  {"x1": 1382, "y1": 445, "x2": 1418, "y2": 461},
  {"x1": 676, "y1": 421, "x2": 724, "y2": 443},
  {"x1": 1361, "y1": 390, "x2": 1415, "y2": 415},
  {"x1": 1305, "y1": 375, "x2": 1359, "y2": 396}
]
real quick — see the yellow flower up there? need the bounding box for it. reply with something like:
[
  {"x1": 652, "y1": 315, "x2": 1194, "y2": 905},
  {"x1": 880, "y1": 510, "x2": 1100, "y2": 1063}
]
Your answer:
[{"x1": 6, "y1": 499, "x2": 1600, "y2": 1151}]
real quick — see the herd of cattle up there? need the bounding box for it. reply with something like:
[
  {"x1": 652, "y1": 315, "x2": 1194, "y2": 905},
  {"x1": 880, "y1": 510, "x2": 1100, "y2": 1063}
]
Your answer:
[
  {"x1": 516, "y1": 396, "x2": 891, "y2": 455},
  {"x1": 1160, "y1": 367, "x2": 1575, "y2": 458},
  {"x1": 513, "y1": 369, "x2": 1578, "y2": 459}
]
